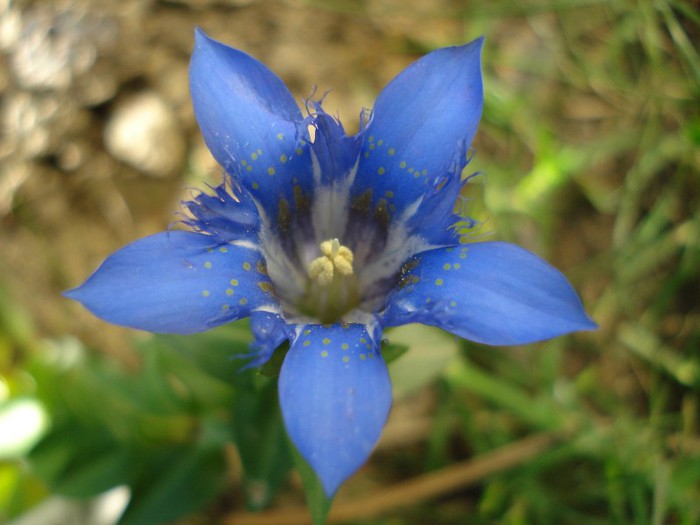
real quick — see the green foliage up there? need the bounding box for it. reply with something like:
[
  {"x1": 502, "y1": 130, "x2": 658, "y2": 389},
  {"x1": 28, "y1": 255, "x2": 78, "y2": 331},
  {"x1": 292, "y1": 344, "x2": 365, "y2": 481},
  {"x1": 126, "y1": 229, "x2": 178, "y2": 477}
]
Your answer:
[
  {"x1": 291, "y1": 443, "x2": 333, "y2": 525},
  {"x1": 0, "y1": 322, "x2": 296, "y2": 524}
]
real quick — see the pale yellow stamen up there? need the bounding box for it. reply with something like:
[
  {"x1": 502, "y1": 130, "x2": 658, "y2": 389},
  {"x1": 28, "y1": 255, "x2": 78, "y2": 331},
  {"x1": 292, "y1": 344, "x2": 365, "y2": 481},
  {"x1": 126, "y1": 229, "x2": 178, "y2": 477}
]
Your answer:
[
  {"x1": 308, "y1": 257, "x2": 334, "y2": 286},
  {"x1": 308, "y1": 238, "x2": 355, "y2": 286},
  {"x1": 301, "y1": 238, "x2": 359, "y2": 323}
]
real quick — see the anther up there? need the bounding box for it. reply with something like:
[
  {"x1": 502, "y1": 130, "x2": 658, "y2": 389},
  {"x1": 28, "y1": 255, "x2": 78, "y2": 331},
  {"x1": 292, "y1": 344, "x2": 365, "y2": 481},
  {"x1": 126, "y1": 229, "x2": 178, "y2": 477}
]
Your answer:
[{"x1": 308, "y1": 238, "x2": 355, "y2": 286}]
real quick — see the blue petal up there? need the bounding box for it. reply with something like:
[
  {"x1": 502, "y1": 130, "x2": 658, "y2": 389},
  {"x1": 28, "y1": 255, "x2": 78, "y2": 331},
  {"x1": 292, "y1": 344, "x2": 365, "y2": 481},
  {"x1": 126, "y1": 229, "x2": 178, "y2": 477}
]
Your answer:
[
  {"x1": 306, "y1": 106, "x2": 365, "y2": 242},
  {"x1": 245, "y1": 311, "x2": 293, "y2": 367},
  {"x1": 64, "y1": 231, "x2": 276, "y2": 334},
  {"x1": 353, "y1": 38, "x2": 484, "y2": 223},
  {"x1": 382, "y1": 242, "x2": 596, "y2": 345},
  {"x1": 278, "y1": 323, "x2": 392, "y2": 496},
  {"x1": 308, "y1": 105, "x2": 361, "y2": 186},
  {"x1": 189, "y1": 28, "x2": 313, "y2": 216},
  {"x1": 183, "y1": 182, "x2": 261, "y2": 242}
]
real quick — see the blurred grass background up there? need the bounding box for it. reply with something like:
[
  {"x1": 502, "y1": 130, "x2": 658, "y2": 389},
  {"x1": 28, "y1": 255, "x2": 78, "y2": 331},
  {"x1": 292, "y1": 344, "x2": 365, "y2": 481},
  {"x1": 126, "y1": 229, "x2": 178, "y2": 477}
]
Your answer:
[{"x1": 0, "y1": 0, "x2": 698, "y2": 523}]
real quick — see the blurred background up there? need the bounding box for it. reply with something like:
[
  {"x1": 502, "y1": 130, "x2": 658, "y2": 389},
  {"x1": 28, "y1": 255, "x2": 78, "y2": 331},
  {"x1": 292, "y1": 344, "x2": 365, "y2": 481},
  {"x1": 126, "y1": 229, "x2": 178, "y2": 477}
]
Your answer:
[{"x1": 1, "y1": 0, "x2": 698, "y2": 524}]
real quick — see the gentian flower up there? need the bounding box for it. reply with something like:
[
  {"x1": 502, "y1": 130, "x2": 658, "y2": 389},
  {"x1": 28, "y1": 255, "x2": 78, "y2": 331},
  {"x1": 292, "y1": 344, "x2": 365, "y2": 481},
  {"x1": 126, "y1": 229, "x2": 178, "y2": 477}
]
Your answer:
[{"x1": 65, "y1": 29, "x2": 596, "y2": 497}]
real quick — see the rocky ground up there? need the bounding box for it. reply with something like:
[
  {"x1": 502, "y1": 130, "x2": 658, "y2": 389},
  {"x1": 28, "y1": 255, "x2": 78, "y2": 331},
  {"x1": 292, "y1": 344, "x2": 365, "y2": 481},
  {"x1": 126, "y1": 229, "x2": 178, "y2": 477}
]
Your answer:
[{"x1": 0, "y1": 0, "x2": 472, "y2": 359}]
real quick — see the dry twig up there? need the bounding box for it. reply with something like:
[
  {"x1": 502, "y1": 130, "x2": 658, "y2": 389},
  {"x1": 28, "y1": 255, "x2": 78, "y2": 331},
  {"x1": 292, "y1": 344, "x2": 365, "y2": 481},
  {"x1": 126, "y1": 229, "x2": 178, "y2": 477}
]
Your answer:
[{"x1": 224, "y1": 431, "x2": 559, "y2": 525}]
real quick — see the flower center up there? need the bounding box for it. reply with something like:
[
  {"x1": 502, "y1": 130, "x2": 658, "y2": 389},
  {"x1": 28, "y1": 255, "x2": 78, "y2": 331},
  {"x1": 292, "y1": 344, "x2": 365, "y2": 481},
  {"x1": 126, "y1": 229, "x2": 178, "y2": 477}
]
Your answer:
[
  {"x1": 308, "y1": 239, "x2": 354, "y2": 285},
  {"x1": 301, "y1": 238, "x2": 360, "y2": 323}
]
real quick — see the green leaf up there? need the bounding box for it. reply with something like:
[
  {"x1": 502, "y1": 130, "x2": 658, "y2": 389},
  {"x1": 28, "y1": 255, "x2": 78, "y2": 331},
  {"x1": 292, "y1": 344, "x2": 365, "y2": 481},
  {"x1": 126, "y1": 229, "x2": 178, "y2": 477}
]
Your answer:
[
  {"x1": 0, "y1": 462, "x2": 48, "y2": 521},
  {"x1": 140, "y1": 320, "x2": 253, "y2": 385},
  {"x1": 117, "y1": 445, "x2": 227, "y2": 525},
  {"x1": 384, "y1": 324, "x2": 459, "y2": 398},
  {"x1": 232, "y1": 375, "x2": 293, "y2": 510},
  {"x1": 57, "y1": 449, "x2": 133, "y2": 499},
  {"x1": 28, "y1": 423, "x2": 130, "y2": 498},
  {"x1": 446, "y1": 358, "x2": 567, "y2": 431},
  {"x1": 289, "y1": 440, "x2": 333, "y2": 525},
  {"x1": 380, "y1": 340, "x2": 409, "y2": 364},
  {"x1": 259, "y1": 341, "x2": 290, "y2": 378}
]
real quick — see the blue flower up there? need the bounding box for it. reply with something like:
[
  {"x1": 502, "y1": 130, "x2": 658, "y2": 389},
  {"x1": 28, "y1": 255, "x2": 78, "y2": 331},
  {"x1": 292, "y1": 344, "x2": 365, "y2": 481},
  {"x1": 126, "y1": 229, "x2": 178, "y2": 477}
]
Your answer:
[{"x1": 65, "y1": 29, "x2": 596, "y2": 496}]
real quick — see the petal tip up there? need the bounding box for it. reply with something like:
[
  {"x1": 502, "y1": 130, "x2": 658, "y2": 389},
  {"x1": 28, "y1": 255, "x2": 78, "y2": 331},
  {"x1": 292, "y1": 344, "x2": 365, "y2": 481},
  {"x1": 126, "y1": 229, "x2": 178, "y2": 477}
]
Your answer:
[
  {"x1": 580, "y1": 314, "x2": 599, "y2": 332},
  {"x1": 193, "y1": 26, "x2": 212, "y2": 47},
  {"x1": 61, "y1": 286, "x2": 81, "y2": 302},
  {"x1": 451, "y1": 35, "x2": 485, "y2": 60}
]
